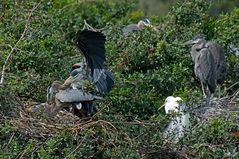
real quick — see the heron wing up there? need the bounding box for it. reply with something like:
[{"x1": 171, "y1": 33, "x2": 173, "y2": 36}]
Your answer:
[
  {"x1": 46, "y1": 86, "x2": 53, "y2": 103},
  {"x1": 55, "y1": 89, "x2": 103, "y2": 103},
  {"x1": 206, "y1": 42, "x2": 227, "y2": 84},
  {"x1": 206, "y1": 42, "x2": 225, "y2": 67},
  {"x1": 75, "y1": 29, "x2": 106, "y2": 70},
  {"x1": 94, "y1": 69, "x2": 115, "y2": 94},
  {"x1": 75, "y1": 29, "x2": 114, "y2": 94},
  {"x1": 196, "y1": 48, "x2": 216, "y2": 93},
  {"x1": 122, "y1": 24, "x2": 139, "y2": 36}
]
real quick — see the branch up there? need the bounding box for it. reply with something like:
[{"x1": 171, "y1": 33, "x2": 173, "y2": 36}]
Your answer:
[
  {"x1": 83, "y1": 20, "x2": 108, "y2": 32},
  {"x1": 0, "y1": 2, "x2": 41, "y2": 85},
  {"x1": 83, "y1": 20, "x2": 96, "y2": 31},
  {"x1": 63, "y1": 134, "x2": 87, "y2": 159}
]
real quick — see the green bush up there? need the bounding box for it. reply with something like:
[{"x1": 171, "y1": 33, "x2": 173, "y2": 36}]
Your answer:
[{"x1": 1, "y1": 0, "x2": 239, "y2": 158}]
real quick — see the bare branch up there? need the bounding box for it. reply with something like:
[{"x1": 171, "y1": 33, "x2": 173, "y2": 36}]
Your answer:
[
  {"x1": 64, "y1": 134, "x2": 87, "y2": 159},
  {"x1": 83, "y1": 19, "x2": 96, "y2": 31},
  {"x1": 83, "y1": 20, "x2": 108, "y2": 32},
  {"x1": 0, "y1": 2, "x2": 41, "y2": 85}
]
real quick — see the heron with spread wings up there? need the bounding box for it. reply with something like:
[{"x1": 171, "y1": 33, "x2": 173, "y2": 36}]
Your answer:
[{"x1": 46, "y1": 29, "x2": 114, "y2": 118}]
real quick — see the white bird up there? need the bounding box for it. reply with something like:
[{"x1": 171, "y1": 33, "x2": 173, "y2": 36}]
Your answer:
[{"x1": 163, "y1": 96, "x2": 191, "y2": 144}]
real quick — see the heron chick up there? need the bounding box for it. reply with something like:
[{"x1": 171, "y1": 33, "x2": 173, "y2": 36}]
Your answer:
[
  {"x1": 122, "y1": 18, "x2": 158, "y2": 36},
  {"x1": 163, "y1": 96, "x2": 191, "y2": 144}
]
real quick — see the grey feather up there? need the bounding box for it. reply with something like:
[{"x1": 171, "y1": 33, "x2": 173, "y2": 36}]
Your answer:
[
  {"x1": 75, "y1": 30, "x2": 114, "y2": 94},
  {"x1": 187, "y1": 36, "x2": 226, "y2": 96},
  {"x1": 93, "y1": 68, "x2": 114, "y2": 94},
  {"x1": 46, "y1": 86, "x2": 53, "y2": 103},
  {"x1": 55, "y1": 89, "x2": 103, "y2": 103},
  {"x1": 70, "y1": 63, "x2": 91, "y2": 90},
  {"x1": 206, "y1": 42, "x2": 227, "y2": 84},
  {"x1": 194, "y1": 48, "x2": 216, "y2": 93},
  {"x1": 122, "y1": 24, "x2": 140, "y2": 36}
]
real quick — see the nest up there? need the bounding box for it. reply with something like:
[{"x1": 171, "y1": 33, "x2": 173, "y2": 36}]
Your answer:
[
  {"x1": 1, "y1": 94, "x2": 239, "y2": 158},
  {"x1": 192, "y1": 97, "x2": 239, "y2": 122},
  {"x1": 3, "y1": 102, "x2": 116, "y2": 139}
]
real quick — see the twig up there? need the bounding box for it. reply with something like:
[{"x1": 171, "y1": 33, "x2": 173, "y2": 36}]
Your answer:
[
  {"x1": 0, "y1": 1, "x2": 41, "y2": 85},
  {"x1": 91, "y1": 102, "x2": 112, "y2": 119},
  {"x1": 83, "y1": 20, "x2": 108, "y2": 32},
  {"x1": 64, "y1": 134, "x2": 87, "y2": 159},
  {"x1": 83, "y1": 20, "x2": 96, "y2": 31},
  {"x1": 230, "y1": 89, "x2": 239, "y2": 102},
  {"x1": 70, "y1": 119, "x2": 117, "y2": 131},
  {"x1": 226, "y1": 81, "x2": 239, "y2": 91},
  {"x1": 4, "y1": 133, "x2": 15, "y2": 149},
  {"x1": 18, "y1": 149, "x2": 27, "y2": 159},
  {"x1": 111, "y1": 121, "x2": 155, "y2": 127},
  {"x1": 0, "y1": 44, "x2": 13, "y2": 50},
  {"x1": 31, "y1": 142, "x2": 45, "y2": 158}
]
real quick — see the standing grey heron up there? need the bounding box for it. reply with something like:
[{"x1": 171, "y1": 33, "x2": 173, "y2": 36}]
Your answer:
[
  {"x1": 46, "y1": 29, "x2": 114, "y2": 118},
  {"x1": 122, "y1": 18, "x2": 152, "y2": 36},
  {"x1": 163, "y1": 96, "x2": 190, "y2": 144},
  {"x1": 185, "y1": 35, "x2": 227, "y2": 104}
]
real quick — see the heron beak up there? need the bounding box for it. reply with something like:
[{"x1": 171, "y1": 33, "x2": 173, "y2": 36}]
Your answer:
[
  {"x1": 158, "y1": 104, "x2": 165, "y2": 110},
  {"x1": 183, "y1": 39, "x2": 194, "y2": 45}
]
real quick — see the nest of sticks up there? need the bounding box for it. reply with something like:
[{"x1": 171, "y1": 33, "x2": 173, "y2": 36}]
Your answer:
[
  {"x1": 192, "y1": 97, "x2": 239, "y2": 122},
  {"x1": 1, "y1": 101, "x2": 116, "y2": 139},
  {"x1": 1, "y1": 92, "x2": 239, "y2": 158}
]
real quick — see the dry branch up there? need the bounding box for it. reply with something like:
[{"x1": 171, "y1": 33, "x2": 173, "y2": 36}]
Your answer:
[
  {"x1": 83, "y1": 20, "x2": 108, "y2": 32},
  {"x1": 0, "y1": 2, "x2": 41, "y2": 85}
]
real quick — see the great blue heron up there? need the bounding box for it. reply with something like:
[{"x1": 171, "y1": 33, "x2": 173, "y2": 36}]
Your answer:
[
  {"x1": 185, "y1": 35, "x2": 227, "y2": 104},
  {"x1": 163, "y1": 96, "x2": 190, "y2": 144},
  {"x1": 122, "y1": 18, "x2": 152, "y2": 36},
  {"x1": 46, "y1": 29, "x2": 114, "y2": 118}
]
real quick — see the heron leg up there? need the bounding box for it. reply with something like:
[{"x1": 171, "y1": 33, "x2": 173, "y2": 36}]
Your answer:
[
  {"x1": 209, "y1": 93, "x2": 214, "y2": 106},
  {"x1": 216, "y1": 86, "x2": 220, "y2": 99},
  {"x1": 80, "y1": 101, "x2": 92, "y2": 117},
  {"x1": 86, "y1": 102, "x2": 94, "y2": 117},
  {"x1": 217, "y1": 85, "x2": 223, "y2": 99},
  {"x1": 205, "y1": 89, "x2": 214, "y2": 107},
  {"x1": 93, "y1": 104, "x2": 98, "y2": 113},
  {"x1": 86, "y1": 102, "x2": 91, "y2": 117},
  {"x1": 201, "y1": 81, "x2": 207, "y2": 98}
]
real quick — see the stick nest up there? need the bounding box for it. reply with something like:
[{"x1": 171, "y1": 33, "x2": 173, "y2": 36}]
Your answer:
[{"x1": 2, "y1": 102, "x2": 115, "y2": 139}]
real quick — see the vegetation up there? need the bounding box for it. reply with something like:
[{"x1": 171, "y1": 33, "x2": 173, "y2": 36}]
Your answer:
[{"x1": 0, "y1": 0, "x2": 239, "y2": 158}]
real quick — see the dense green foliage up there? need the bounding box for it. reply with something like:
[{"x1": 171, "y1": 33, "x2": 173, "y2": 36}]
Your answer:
[
  {"x1": 138, "y1": 0, "x2": 239, "y2": 16},
  {"x1": 1, "y1": 0, "x2": 239, "y2": 158}
]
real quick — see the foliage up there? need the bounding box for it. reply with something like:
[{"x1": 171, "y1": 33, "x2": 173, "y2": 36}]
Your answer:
[
  {"x1": 0, "y1": 0, "x2": 137, "y2": 102},
  {"x1": 214, "y1": 8, "x2": 239, "y2": 88},
  {"x1": 1, "y1": 0, "x2": 239, "y2": 158},
  {"x1": 183, "y1": 116, "x2": 238, "y2": 158}
]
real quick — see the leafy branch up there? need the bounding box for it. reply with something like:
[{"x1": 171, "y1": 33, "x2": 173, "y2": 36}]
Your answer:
[{"x1": 0, "y1": 2, "x2": 41, "y2": 85}]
